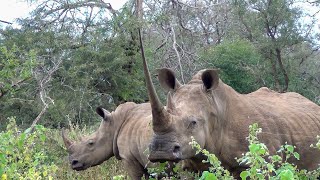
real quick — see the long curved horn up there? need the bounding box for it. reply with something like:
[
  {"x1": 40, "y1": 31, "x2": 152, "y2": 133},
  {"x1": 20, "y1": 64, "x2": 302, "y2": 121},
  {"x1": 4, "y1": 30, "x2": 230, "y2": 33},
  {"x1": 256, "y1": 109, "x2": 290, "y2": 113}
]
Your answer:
[
  {"x1": 138, "y1": 29, "x2": 170, "y2": 130},
  {"x1": 62, "y1": 129, "x2": 73, "y2": 149}
]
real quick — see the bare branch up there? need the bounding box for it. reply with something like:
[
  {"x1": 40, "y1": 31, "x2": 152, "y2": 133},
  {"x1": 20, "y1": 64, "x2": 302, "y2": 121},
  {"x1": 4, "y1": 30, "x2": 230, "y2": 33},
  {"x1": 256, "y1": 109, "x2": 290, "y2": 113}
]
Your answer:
[
  {"x1": 29, "y1": 57, "x2": 63, "y2": 131},
  {"x1": 0, "y1": 20, "x2": 12, "y2": 25},
  {"x1": 170, "y1": 25, "x2": 185, "y2": 83},
  {"x1": 174, "y1": 0, "x2": 222, "y2": 9}
]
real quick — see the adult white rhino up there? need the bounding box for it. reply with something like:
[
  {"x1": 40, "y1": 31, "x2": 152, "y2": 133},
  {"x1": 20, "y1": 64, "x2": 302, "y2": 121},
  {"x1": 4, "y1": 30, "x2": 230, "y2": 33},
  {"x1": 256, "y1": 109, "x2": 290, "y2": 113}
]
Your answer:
[{"x1": 142, "y1": 66, "x2": 320, "y2": 176}]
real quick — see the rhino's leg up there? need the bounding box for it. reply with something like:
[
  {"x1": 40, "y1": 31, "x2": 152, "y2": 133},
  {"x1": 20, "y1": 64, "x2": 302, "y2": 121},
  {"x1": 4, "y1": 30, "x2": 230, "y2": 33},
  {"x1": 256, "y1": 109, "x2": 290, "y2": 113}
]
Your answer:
[{"x1": 123, "y1": 159, "x2": 146, "y2": 180}]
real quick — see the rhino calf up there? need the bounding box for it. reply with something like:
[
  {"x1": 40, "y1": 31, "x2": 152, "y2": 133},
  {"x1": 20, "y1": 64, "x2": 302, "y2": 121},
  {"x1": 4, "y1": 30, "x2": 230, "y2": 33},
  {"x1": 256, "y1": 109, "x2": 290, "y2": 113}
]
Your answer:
[{"x1": 62, "y1": 102, "x2": 156, "y2": 179}]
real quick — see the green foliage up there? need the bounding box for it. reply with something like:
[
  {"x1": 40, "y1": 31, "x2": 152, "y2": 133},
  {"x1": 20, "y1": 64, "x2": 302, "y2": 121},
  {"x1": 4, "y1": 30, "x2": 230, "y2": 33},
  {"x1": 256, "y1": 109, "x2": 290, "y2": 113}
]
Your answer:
[
  {"x1": 113, "y1": 175, "x2": 126, "y2": 180},
  {"x1": 0, "y1": 117, "x2": 57, "y2": 179},
  {"x1": 201, "y1": 39, "x2": 264, "y2": 93},
  {"x1": 189, "y1": 137, "x2": 234, "y2": 179},
  {"x1": 0, "y1": 45, "x2": 36, "y2": 95},
  {"x1": 0, "y1": 2, "x2": 148, "y2": 128},
  {"x1": 0, "y1": 42, "x2": 39, "y2": 130},
  {"x1": 147, "y1": 162, "x2": 170, "y2": 179},
  {"x1": 285, "y1": 44, "x2": 320, "y2": 104},
  {"x1": 185, "y1": 124, "x2": 320, "y2": 179},
  {"x1": 237, "y1": 123, "x2": 320, "y2": 179},
  {"x1": 146, "y1": 161, "x2": 195, "y2": 180}
]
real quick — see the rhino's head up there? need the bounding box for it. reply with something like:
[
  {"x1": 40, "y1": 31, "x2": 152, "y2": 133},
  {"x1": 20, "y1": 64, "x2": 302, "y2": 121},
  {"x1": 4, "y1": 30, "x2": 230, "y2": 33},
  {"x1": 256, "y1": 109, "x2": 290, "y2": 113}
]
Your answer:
[
  {"x1": 146, "y1": 68, "x2": 222, "y2": 163},
  {"x1": 62, "y1": 107, "x2": 116, "y2": 171}
]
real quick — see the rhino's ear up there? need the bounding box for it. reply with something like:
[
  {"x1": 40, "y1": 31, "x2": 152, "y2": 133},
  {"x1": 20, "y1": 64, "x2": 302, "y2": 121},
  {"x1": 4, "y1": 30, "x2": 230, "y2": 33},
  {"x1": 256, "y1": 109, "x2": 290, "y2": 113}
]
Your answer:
[
  {"x1": 166, "y1": 92, "x2": 176, "y2": 113},
  {"x1": 201, "y1": 69, "x2": 219, "y2": 91},
  {"x1": 157, "y1": 68, "x2": 181, "y2": 92},
  {"x1": 96, "y1": 107, "x2": 111, "y2": 121}
]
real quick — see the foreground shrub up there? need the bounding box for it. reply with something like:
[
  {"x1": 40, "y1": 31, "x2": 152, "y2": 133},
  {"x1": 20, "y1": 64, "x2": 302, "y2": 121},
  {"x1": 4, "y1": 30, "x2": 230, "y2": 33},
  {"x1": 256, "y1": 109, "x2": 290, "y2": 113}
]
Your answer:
[
  {"x1": 187, "y1": 123, "x2": 320, "y2": 180},
  {"x1": 237, "y1": 123, "x2": 320, "y2": 179},
  {"x1": 0, "y1": 117, "x2": 57, "y2": 179},
  {"x1": 190, "y1": 137, "x2": 234, "y2": 180}
]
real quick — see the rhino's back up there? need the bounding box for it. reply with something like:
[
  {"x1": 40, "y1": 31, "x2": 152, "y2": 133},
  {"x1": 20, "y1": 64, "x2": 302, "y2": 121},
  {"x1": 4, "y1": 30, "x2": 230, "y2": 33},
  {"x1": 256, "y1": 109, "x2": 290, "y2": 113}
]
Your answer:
[{"x1": 243, "y1": 87, "x2": 320, "y2": 169}]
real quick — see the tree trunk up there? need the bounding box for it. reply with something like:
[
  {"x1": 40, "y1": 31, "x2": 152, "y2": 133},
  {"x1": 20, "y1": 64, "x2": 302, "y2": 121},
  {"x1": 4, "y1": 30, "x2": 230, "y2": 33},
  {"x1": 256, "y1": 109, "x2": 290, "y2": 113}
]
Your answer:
[
  {"x1": 270, "y1": 50, "x2": 280, "y2": 91},
  {"x1": 275, "y1": 48, "x2": 289, "y2": 92}
]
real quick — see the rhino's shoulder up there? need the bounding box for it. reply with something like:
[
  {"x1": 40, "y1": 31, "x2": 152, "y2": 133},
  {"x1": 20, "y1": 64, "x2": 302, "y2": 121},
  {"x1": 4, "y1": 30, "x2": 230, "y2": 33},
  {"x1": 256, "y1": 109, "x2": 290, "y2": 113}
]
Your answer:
[
  {"x1": 118, "y1": 101, "x2": 137, "y2": 109},
  {"x1": 248, "y1": 87, "x2": 275, "y2": 95}
]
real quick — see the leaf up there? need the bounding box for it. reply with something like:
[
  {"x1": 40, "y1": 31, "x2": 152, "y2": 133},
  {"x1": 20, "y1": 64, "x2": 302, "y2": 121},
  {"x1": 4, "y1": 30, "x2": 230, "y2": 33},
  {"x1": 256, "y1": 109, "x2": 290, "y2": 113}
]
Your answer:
[
  {"x1": 267, "y1": 163, "x2": 275, "y2": 172},
  {"x1": 0, "y1": 153, "x2": 6, "y2": 163},
  {"x1": 40, "y1": 134, "x2": 46, "y2": 142},
  {"x1": 200, "y1": 171, "x2": 217, "y2": 180},
  {"x1": 279, "y1": 169, "x2": 294, "y2": 180},
  {"x1": 286, "y1": 145, "x2": 294, "y2": 153},
  {"x1": 249, "y1": 144, "x2": 260, "y2": 153},
  {"x1": 293, "y1": 152, "x2": 300, "y2": 160},
  {"x1": 205, "y1": 173, "x2": 217, "y2": 180},
  {"x1": 240, "y1": 170, "x2": 250, "y2": 180},
  {"x1": 18, "y1": 133, "x2": 26, "y2": 149},
  {"x1": 200, "y1": 171, "x2": 209, "y2": 180},
  {"x1": 258, "y1": 148, "x2": 266, "y2": 155}
]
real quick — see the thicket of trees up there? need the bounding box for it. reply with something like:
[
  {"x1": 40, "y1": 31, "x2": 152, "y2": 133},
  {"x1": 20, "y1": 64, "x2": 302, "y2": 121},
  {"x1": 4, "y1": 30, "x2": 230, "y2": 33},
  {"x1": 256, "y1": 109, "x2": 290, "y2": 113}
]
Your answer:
[{"x1": 0, "y1": 0, "x2": 319, "y2": 129}]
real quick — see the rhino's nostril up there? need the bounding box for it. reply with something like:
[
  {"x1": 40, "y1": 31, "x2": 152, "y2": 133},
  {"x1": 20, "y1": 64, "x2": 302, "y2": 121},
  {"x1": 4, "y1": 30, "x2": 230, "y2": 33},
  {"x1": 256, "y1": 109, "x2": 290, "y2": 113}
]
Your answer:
[
  {"x1": 173, "y1": 145, "x2": 180, "y2": 153},
  {"x1": 72, "y1": 160, "x2": 79, "y2": 166}
]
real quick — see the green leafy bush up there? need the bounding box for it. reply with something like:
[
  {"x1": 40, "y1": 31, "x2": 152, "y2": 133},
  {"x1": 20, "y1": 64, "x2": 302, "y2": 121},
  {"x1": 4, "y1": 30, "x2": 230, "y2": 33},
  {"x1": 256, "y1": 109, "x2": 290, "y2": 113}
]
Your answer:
[
  {"x1": 189, "y1": 137, "x2": 234, "y2": 180},
  {"x1": 237, "y1": 123, "x2": 320, "y2": 179},
  {"x1": 187, "y1": 123, "x2": 320, "y2": 179},
  {"x1": 0, "y1": 117, "x2": 57, "y2": 179},
  {"x1": 145, "y1": 161, "x2": 196, "y2": 180}
]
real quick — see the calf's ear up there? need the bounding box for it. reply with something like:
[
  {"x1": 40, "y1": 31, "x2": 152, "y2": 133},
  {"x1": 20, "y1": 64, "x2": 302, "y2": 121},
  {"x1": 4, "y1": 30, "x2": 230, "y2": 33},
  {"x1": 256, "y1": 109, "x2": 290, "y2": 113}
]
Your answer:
[
  {"x1": 157, "y1": 68, "x2": 181, "y2": 92},
  {"x1": 96, "y1": 107, "x2": 111, "y2": 121},
  {"x1": 201, "y1": 69, "x2": 219, "y2": 91}
]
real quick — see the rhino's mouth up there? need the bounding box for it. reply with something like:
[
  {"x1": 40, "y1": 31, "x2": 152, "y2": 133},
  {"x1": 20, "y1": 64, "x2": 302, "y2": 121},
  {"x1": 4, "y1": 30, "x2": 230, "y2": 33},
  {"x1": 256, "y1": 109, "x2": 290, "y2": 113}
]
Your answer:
[
  {"x1": 72, "y1": 162, "x2": 87, "y2": 171},
  {"x1": 148, "y1": 151, "x2": 182, "y2": 163}
]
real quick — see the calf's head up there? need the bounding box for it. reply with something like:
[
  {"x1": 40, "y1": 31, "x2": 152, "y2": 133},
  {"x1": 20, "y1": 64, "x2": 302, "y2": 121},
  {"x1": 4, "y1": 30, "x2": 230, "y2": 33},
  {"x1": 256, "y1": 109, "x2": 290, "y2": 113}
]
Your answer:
[
  {"x1": 62, "y1": 107, "x2": 116, "y2": 171},
  {"x1": 148, "y1": 68, "x2": 220, "y2": 163}
]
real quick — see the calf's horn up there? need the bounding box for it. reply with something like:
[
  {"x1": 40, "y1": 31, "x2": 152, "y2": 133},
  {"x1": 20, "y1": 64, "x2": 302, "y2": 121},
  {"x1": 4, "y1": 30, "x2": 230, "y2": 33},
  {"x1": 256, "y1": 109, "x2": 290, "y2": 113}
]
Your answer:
[{"x1": 62, "y1": 129, "x2": 73, "y2": 149}]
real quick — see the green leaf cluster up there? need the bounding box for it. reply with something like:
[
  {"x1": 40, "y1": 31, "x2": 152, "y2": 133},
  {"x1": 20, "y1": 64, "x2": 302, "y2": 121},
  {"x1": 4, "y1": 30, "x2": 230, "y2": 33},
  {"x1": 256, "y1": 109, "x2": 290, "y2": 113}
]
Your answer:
[
  {"x1": 0, "y1": 45, "x2": 36, "y2": 94},
  {"x1": 189, "y1": 137, "x2": 234, "y2": 179},
  {"x1": 238, "y1": 123, "x2": 320, "y2": 179},
  {"x1": 0, "y1": 117, "x2": 57, "y2": 179}
]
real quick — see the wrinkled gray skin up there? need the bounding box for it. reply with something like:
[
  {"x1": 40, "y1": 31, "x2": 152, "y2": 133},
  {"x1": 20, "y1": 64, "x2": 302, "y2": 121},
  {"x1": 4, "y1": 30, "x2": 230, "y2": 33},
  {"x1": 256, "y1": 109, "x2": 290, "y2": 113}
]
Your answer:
[
  {"x1": 62, "y1": 102, "x2": 156, "y2": 179},
  {"x1": 145, "y1": 68, "x2": 320, "y2": 177}
]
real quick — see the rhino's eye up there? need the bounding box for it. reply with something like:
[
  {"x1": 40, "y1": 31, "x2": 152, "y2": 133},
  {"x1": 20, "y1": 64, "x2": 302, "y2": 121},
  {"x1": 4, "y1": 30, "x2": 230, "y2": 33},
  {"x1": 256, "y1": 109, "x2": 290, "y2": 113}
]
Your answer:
[
  {"x1": 187, "y1": 120, "x2": 197, "y2": 129},
  {"x1": 88, "y1": 140, "x2": 95, "y2": 146}
]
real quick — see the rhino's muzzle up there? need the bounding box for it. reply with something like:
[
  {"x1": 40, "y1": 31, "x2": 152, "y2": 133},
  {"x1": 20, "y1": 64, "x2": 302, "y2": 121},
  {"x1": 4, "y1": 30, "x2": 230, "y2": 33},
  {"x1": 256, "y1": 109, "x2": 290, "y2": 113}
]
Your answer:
[
  {"x1": 148, "y1": 143, "x2": 182, "y2": 163},
  {"x1": 148, "y1": 137, "x2": 182, "y2": 162},
  {"x1": 71, "y1": 159, "x2": 86, "y2": 171},
  {"x1": 148, "y1": 150, "x2": 182, "y2": 163}
]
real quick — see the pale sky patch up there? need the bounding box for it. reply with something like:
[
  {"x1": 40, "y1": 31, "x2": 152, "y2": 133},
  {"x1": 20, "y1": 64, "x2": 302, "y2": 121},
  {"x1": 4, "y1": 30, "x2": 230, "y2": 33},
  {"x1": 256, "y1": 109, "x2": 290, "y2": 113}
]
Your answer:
[{"x1": 0, "y1": 0, "x2": 127, "y2": 27}]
